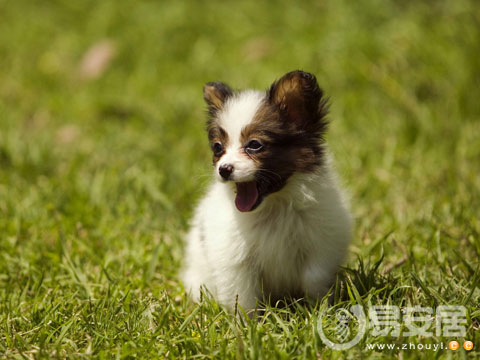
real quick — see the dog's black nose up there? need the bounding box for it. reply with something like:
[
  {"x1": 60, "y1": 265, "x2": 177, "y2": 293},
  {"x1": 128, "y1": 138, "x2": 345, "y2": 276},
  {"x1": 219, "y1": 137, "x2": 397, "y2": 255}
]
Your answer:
[{"x1": 219, "y1": 164, "x2": 234, "y2": 180}]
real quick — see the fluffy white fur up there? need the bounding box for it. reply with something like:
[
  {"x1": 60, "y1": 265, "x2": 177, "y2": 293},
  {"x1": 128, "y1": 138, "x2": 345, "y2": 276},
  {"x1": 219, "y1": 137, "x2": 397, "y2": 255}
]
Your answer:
[{"x1": 182, "y1": 91, "x2": 352, "y2": 312}]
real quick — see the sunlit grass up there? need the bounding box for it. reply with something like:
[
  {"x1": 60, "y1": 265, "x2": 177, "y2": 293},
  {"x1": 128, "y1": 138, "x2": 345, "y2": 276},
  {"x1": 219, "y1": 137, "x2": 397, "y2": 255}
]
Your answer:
[{"x1": 0, "y1": 0, "x2": 479, "y2": 358}]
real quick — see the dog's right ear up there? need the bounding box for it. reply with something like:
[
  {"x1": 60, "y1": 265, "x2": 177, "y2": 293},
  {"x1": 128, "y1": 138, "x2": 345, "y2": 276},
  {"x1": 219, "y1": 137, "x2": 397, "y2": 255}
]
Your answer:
[{"x1": 203, "y1": 82, "x2": 233, "y2": 115}]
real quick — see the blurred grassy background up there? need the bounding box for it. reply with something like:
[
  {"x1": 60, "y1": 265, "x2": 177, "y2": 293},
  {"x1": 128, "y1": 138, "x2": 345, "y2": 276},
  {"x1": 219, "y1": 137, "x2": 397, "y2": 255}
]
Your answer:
[{"x1": 0, "y1": 0, "x2": 479, "y2": 358}]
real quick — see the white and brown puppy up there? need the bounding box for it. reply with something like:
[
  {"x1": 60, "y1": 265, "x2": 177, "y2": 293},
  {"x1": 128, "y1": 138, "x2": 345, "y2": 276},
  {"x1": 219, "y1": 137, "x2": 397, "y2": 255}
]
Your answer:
[{"x1": 182, "y1": 70, "x2": 352, "y2": 312}]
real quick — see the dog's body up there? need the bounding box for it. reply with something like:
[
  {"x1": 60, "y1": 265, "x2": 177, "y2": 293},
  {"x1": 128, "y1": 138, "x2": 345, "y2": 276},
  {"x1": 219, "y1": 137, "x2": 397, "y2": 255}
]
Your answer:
[{"x1": 182, "y1": 71, "x2": 352, "y2": 311}]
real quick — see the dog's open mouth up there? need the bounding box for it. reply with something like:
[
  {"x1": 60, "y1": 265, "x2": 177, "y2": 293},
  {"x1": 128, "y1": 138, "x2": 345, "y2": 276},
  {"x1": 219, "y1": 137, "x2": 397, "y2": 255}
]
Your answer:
[{"x1": 235, "y1": 181, "x2": 263, "y2": 212}]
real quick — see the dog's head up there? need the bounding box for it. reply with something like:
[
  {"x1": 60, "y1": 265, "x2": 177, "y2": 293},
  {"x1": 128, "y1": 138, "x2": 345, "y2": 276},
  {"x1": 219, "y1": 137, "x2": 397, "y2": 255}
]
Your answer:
[{"x1": 203, "y1": 70, "x2": 329, "y2": 212}]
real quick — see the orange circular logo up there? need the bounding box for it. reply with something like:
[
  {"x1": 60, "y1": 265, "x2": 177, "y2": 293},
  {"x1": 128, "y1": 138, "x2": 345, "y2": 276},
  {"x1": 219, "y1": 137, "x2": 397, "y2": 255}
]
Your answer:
[
  {"x1": 449, "y1": 341, "x2": 459, "y2": 350},
  {"x1": 463, "y1": 341, "x2": 473, "y2": 351}
]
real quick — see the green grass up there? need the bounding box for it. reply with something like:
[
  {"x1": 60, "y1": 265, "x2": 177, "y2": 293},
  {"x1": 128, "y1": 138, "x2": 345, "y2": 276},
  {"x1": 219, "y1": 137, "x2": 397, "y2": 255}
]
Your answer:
[{"x1": 1, "y1": 0, "x2": 479, "y2": 358}]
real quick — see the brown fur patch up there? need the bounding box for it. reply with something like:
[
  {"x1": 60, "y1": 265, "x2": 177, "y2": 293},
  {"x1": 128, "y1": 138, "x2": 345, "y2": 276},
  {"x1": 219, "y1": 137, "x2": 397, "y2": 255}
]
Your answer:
[
  {"x1": 240, "y1": 70, "x2": 329, "y2": 197},
  {"x1": 203, "y1": 82, "x2": 234, "y2": 164},
  {"x1": 207, "y1": 122, "x2": 229, "y2": 164}
]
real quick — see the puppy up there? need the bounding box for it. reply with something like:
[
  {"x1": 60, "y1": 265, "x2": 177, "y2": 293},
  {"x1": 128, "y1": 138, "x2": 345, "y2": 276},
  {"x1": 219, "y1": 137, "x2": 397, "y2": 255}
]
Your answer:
[{"x1": 182, "y1": 70, "x2": 352, "y2": 312}]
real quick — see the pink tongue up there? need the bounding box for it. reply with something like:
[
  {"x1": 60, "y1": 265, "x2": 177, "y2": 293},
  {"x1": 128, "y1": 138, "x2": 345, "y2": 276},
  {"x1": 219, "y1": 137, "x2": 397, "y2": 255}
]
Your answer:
[{"x1": 235, "y1": 182, "x2": 259, "y2": 212}]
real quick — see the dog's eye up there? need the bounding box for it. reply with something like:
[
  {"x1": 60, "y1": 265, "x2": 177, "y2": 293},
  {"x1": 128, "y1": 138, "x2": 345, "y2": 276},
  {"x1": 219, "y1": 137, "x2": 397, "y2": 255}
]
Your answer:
[
  {"x1": 212, "y1": 142, "x2": 224, "y2": 156},
  {"x1": 245, "y1": 139, "x2": 264, "y2": 153}
]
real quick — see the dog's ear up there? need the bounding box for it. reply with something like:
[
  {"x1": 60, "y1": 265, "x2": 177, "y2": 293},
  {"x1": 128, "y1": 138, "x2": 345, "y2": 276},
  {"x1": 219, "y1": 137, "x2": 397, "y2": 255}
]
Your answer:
[
  {"x1": 267, "y1": 70, "x2": 327, "y2": 129},
  {"x1": 203, "y1": 82, "x2": 233, "y2": 115}
]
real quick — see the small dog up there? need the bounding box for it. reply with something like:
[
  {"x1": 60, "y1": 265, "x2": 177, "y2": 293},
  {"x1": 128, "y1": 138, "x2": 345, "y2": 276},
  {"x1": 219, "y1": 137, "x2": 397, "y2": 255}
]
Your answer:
[{"x1": 182, "y1": 70, "x2": 352, "y2": 312}]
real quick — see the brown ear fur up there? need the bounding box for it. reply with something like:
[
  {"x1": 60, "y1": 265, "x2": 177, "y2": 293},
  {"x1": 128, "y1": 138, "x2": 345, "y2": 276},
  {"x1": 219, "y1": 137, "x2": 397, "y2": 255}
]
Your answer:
[
  {"x1": 203, "y1": 82, "x2": 233, "y2": 115},
  {"x1": 267, "y1": 70, "x2": 328, "y2": 132}
]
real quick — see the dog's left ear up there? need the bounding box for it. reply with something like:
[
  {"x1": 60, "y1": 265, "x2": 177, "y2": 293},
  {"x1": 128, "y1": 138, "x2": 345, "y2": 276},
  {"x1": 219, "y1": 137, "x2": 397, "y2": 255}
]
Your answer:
[
  {"x1": 203, "y1": 82, "x2": 233, "y2": 115},
  {"x1": 268, "y1": 70, "x2": 327, "y2": 129}
]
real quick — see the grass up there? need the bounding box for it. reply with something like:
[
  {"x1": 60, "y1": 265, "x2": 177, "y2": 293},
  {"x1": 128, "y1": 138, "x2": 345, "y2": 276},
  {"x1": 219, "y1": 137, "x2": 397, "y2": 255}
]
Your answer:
[{"x1": 0, "y1": 0, "x2": 479, "y2": 358}]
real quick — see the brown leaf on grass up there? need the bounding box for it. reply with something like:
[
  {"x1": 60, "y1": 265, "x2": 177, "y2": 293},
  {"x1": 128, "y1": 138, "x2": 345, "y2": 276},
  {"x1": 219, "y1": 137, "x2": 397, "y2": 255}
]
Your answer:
[
  {"x1": 78, "y1": 39, "x2": 117, "y2": 80},
  {"x1": 56, "y1": 125, "x2": 80, "y2": 144},
  {"x1": 242, "y1": 37, "x2": 274, "y2": 61}
]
